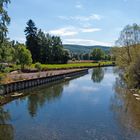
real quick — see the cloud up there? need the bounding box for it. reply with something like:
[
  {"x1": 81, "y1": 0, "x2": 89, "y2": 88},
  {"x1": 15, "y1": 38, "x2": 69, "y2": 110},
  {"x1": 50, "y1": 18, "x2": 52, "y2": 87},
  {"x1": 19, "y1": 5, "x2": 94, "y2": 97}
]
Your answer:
[
  {"x1": 63, "y1": 38, "x2": 113, "y2": 46},
  {"x1": 80, "y1": 28, "x2": 101, "y2": 33},
  {"x1": 75, "y1": 2, "x2": 83, "y2": 9},
  {"x1": 66, "y1": 83, "x2": 99, "y2": 94},
  {"x1": 75, "y1": 4, "x2": 83, "y2": 9},
  {"x1": 49, "y1": 27, "x2": 78, "y2": 36},
  {"x1": 49, "y1": 26, "x2": 101, "y2": 36},
  {"x1": 10, "y1": 37, "x2": 26, "y2": 43},
  {"x1": 58, "y1": 14, "x2": 102, "y2": 21}
]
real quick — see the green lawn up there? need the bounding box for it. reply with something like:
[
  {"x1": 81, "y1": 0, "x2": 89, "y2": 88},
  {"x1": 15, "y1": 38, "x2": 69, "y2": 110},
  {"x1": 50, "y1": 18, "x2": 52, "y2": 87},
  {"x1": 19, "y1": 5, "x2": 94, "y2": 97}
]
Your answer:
[{"x1": 32, "y1": 61, "x2": 114, "y2": 70}]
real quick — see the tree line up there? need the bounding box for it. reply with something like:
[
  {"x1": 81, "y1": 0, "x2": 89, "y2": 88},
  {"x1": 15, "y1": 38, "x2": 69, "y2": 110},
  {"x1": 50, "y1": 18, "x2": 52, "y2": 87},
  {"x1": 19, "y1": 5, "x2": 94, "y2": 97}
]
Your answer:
[
  {"x1": 25, "y1": 19, "x2": 69, "y2": 64},
  {"x1": 70, "y1": 48, "x2": 111, "y2": 61},
  {"x1": 0, "y1": 0, "x2": 69, "y2": 71},
  {"x1": 112, "y1": 23, "x2": 140, "y2": 88}
]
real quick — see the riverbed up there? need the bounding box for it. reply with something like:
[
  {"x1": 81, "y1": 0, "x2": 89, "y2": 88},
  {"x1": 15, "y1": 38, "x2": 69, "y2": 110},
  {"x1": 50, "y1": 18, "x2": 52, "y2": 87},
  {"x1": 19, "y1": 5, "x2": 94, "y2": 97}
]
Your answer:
[{"x1": 0, "y1": 67, "x2": 140, "y2": 140}]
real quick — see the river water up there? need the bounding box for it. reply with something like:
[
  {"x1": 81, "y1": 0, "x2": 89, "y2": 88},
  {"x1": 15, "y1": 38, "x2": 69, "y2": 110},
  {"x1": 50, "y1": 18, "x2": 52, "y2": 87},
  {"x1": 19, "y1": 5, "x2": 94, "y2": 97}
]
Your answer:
[{"x1": 0, "y1": 67, "x2": 140, "y2": 140}]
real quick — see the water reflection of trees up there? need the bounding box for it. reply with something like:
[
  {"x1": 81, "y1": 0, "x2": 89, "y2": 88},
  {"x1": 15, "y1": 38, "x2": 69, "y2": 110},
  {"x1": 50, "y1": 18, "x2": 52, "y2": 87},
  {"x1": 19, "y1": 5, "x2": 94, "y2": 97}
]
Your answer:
[
  {"x1": 27, "y1": 81, "x2": 70, "y2": 117},
  {"x1": 91, "y1": 68, "x2": 104, "y2": 83},
  {"x1": 0, "y1": 107, "x2": 14, "y2": 140},
  {"x1": 110, "y1": 76, "x2": 140, "y2": 134}
]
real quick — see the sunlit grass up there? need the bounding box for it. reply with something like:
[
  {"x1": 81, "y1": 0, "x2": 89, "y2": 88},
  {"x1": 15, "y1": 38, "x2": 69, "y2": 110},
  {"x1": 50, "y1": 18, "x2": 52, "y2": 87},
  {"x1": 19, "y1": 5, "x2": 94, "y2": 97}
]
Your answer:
[{"x1": 31, "y1": 61, "x2": 114, "y2": 69}]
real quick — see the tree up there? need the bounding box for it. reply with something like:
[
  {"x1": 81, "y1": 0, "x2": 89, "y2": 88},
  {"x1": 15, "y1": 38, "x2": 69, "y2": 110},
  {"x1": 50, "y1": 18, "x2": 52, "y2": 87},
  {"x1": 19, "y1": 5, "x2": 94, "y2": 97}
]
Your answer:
[
  {"x1": 62, "y1": 49, "x2": 70, "y2": 64},
  {"x1": 24, "y1": 19, "x2": 39, "y2": 62},
  {"x1": 116, "y1": 24, "x2": 140, "y2": 64},
  {"x1": 36, "y1": 29, "x2": 69, "y2": 64},
  {"x1": 16, "y1": 44, "x2": 32, "y2": 69},
  {"x1": 91, "y1": 48, "x2": 105, "y2": 60},
  {"x1": 25, "y1": 20, "x2": 69, "y2": 64},
  {"x1": 112, "y1": 24, "x2": 140, "y2": 88},
  {"x1": 0, "y1": 39, "x2": 15, "y2": 63},
  {"x1": 83, "y1": 53, "x2": 90, "y2": 60},
  {"x1": 0, "y1": 0, "x2": 11, "y2": 43},
  {"x1": 37, "y1": 30, "x2": 52, "y2": 64}
]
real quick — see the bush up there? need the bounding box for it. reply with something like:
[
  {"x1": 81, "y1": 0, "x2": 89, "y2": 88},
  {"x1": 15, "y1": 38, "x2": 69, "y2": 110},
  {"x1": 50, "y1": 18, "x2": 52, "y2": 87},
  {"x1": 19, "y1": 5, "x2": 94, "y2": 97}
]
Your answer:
[
  {"x1": 3, "y1": 67, "x2": 12, "y2": 73},
  {"x1": 0, "y1": 73, "x2": 6, "y2": 83},
  {"x1": 35, "y1": 62, "x2": 42, "y2": 71},
  {"x1": 0, "y1": 64, "x2": 6, "y2": 72}
]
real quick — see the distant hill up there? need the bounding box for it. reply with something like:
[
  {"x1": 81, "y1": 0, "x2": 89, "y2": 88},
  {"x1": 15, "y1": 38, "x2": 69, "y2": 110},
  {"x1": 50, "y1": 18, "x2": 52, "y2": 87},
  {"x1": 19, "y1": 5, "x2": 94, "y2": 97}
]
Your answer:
[{"x1": 63, "y1": 44, "x2": 111, "y2": 54}]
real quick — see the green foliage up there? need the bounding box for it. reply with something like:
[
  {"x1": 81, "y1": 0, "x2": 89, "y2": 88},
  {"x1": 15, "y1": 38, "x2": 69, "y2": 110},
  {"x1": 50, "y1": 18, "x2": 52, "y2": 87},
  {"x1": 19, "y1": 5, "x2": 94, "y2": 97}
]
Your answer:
[
  {"x1": 24, "y1": 19, "x2": 39, "y2": 62},
  {"x1": 3, "y1": 67, "x2": 11, "y2": 73},
  {"x1": 91, "y1": 48, "x2": 105, "y2": 60},
  {"x1": 113, "y1": 24, "x2": 140, "y2": 88},
  {"x1": 0, "y1": 0, "x2": 11, "y2": 43},
  {"x1": 0, "y1": 64, "x2": 6, "y2": 72},
  {"x1": 0, "y1": 73, "x2": 6, "y2": 82},
  {"x1": 24, "y1": 20, "x2": 69, "y2": 64},
  {"x1": 35, "y1": 62, "x2": 42, "y2": 71},
  {"x1": 0, "y1": 40, "x2": 15, "y2": 63},
  {"x1": 16, "y1": 44, "x2": 32, "y2": 69},
  {"x1": 32, "y1": 61, "x2": 113, "y2": 69},
  {"x1": 64, "y1": 44, "x2": 110, "y2": 54}
]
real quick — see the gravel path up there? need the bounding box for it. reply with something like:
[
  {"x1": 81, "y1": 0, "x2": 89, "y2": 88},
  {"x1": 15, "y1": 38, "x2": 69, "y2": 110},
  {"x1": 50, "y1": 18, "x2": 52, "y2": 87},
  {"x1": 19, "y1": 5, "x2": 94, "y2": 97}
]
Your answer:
[{"x1": 8, "y1": 69, "x2": 81, "y2": 82}]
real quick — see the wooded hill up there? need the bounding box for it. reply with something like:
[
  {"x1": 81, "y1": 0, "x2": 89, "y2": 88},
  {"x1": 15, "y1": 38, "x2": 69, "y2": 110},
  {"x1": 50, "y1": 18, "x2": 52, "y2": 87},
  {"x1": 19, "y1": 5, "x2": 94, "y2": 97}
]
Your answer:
[{"x1": 63, "y1": 44, "x2": 111, "y2": 54}]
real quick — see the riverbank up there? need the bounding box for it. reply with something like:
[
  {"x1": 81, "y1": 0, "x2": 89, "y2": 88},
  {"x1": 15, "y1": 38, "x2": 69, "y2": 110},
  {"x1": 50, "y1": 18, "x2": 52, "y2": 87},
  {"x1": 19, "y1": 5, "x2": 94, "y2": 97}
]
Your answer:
[
  {"x1": 0, "y1": 69, "x2": 88, "y2": 105},
  {"x1": 0, "y1": 61, "x2": 115, "y2": 84},
  {"x1": 32, "y1": 61, "x2": 114, "y2": 70},
  {"x1": 0, "y1": 62, "x2": 115, "y2": 104},
  {"x1": 0, "y1": 69, "x2": 88, "y2": 96}
]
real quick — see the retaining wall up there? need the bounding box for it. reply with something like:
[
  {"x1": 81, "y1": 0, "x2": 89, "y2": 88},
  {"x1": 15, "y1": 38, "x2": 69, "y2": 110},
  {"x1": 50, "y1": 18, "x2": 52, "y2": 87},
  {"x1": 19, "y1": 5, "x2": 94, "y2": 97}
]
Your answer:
[{"x1": 0, "y1": 69, "x2": 88, "y2": 95}]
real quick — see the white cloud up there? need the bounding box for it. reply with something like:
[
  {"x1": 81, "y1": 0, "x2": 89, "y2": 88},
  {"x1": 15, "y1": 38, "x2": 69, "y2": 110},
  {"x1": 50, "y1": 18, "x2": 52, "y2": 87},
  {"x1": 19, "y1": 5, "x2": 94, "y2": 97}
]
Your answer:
[
  {"x1": 58, "y1": 14, "x2": 102, "y2": 21},
  {"x1": 49, "y1": 26, "x2": 101, "y2": 36},
  {"x1": 75, "y1": 2, "x2": 83, "y2": 9},
  {"x1": 49, "y1": 27, "x2": 78, "y2": 36},
  {"x1": 10, "y1": 37, "x2": 26, "y2": 43},
  {"x1": 63, "y1": 38, "x2": 113, "y2": 46},
  {"x1": 75, "y1": 4, "x2": 83, "y2": 9},
  {"x1": 66, "y1": 83, "x2": 99, "y2": 94},
  {"x1": 80, "y1": 28, "x2": 101, "y2": 33}
]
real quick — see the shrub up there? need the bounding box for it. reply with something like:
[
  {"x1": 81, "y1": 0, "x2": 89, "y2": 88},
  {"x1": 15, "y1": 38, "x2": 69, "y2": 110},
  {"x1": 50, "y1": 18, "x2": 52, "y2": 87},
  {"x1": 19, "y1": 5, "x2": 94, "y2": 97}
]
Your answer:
[
  {"x1": 0, "y1": 64, "x2": 6, "y2": 72},
  {"x1": 0, "y1": 73, "x2": 6, "y2": 83},
  {"x1": 3, "y1": 67, "x2": 12, "y2": 73},
  {"x1": 35, "y1": 62, "x2": 42, "y2": 71}
]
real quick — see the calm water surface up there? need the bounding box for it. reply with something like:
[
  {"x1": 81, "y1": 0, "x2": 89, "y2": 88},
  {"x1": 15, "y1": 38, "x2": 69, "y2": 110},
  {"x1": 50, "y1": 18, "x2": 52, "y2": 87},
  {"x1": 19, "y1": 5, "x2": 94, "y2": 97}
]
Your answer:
[{"x1": 1, "y1": 67, "x2": 140, "y2": 140}]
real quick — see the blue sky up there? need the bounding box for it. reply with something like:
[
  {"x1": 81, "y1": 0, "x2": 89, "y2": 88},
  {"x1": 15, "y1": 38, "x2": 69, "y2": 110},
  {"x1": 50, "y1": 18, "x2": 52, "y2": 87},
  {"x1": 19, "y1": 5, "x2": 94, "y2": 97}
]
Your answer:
[{"x1": 7, "y1": 0, "x2": 140, "y2": 46}]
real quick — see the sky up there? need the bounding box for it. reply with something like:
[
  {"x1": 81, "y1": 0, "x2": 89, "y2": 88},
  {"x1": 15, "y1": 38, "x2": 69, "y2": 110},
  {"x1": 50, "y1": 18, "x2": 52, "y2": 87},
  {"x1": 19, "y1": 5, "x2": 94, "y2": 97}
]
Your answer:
[{"x1": 7, "y1": 0, "x2": 140, "y2": 46}]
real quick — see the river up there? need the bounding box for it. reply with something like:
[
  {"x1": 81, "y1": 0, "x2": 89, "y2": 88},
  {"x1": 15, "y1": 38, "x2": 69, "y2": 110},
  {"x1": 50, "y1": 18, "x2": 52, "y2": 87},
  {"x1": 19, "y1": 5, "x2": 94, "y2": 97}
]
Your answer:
[{"x1": 0, "y1": 67, "x2": 140, "y2": 140}]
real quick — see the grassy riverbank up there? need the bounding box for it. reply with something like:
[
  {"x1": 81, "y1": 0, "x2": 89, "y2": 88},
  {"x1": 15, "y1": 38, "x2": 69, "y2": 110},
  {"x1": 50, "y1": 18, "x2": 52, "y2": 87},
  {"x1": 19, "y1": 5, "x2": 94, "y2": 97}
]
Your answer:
[
  {"x1": 0, "y1": 61, "x2": 114, "y2": 84},
  {"x1": 32, "y1": 61, "x2": 114, "y2": 70}
]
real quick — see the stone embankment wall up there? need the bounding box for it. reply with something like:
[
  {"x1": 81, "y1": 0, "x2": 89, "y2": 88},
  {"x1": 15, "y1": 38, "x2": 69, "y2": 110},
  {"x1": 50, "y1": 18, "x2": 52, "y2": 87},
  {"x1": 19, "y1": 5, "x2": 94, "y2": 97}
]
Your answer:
[{"x1": 0, "y1": 69, "x2": 88, "y2": 95}]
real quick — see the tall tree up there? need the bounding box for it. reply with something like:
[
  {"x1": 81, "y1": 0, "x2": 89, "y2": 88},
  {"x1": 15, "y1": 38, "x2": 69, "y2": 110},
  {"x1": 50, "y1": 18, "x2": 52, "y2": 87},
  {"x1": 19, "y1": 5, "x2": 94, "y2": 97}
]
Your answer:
[
  {"x1": 16, "y1": 44, "x2": 32, "y2": 69},
  {"x1": 112, "y1": 24, "x2": 140, "y2": 88},
  {"x1": 0, "y1": 0, "x2": 11, "y2": 43},
  {"x1": 24, "y1": 19, "x2": 39, "y2": 62},
  {"x1": 0, "y1": 39, "x2": 15, "y2": 63},
  {"x1": 116, "y1": 24, "x2": 140, "y2": 64},
  {"x1": 91, "y1": 48, "x2": 105, "y2": 60}
]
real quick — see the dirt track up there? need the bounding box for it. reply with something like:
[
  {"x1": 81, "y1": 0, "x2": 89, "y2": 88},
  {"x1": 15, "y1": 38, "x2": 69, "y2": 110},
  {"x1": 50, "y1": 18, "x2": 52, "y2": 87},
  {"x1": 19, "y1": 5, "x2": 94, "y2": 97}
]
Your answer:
[{"x1": 8, "y1": 69, "x2": 81, "y2": 82}]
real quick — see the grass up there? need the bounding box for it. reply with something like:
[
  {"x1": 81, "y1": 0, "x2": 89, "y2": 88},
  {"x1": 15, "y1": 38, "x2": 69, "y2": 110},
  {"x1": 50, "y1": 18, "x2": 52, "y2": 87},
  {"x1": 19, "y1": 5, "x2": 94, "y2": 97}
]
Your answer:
[
  {"x1": 0, "y1": 61, "x2": 114, "y2": 84},
  {"x1": 0, "y1": 61, "x2": 114, "y2": 74},
  {"x1": 31, "y1": 61, "x2": 114, "y2": 70}
]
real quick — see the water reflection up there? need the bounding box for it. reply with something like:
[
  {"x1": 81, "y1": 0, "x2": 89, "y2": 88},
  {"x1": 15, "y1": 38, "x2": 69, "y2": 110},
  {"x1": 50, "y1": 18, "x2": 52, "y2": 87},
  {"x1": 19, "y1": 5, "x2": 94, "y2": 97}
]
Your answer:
[
  {"x1": 26, "y1": 81, "x2": 70, "y2": 117},
  {"x1": 91, "y1": 68, "x2": 104, "y2": 83},
  {"x1": 0, "y1": 107, "x2": 14, "y2": 140},
  {"x1": 1, "y1": 67, "x2": 140, "y2": 140},
  {"x1": 110, "y1": 76, "x2": 140, "y2": 138}
]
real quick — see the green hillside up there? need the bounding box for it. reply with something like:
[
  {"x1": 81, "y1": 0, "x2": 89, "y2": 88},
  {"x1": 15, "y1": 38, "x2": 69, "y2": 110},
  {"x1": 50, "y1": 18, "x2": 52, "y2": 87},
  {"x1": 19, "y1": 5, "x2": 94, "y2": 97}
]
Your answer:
[{"x1": 63, "y1": 44, "x2": 111, "y2": 54}]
